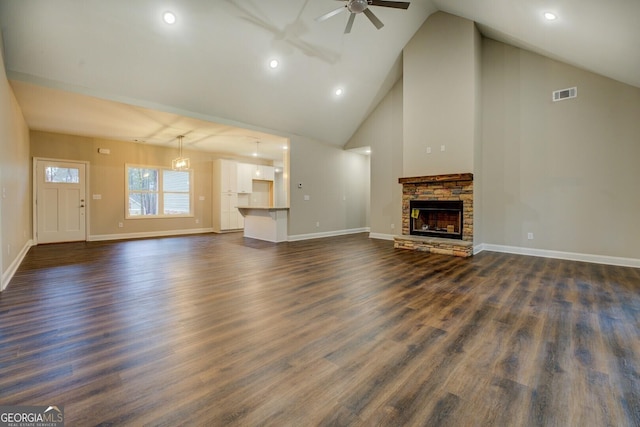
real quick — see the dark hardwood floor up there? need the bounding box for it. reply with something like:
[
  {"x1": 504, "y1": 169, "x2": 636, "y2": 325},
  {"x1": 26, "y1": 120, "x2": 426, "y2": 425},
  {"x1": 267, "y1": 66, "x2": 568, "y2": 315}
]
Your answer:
[{"x1": 1, "y1": 233, "x2": 639, "y2": 426}]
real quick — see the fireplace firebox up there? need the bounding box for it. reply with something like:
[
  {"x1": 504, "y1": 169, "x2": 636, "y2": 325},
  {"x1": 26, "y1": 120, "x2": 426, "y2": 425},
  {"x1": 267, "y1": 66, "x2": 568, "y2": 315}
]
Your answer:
[{"x1": 410, "y1": 200, "x2": 463, "y2": 240}]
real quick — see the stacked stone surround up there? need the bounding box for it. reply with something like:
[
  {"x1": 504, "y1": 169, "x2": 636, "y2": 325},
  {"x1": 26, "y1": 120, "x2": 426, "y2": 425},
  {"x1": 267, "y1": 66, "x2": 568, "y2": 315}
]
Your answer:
[{"x1": 394, "y1": 173, "x2": 473, "y2": 257}]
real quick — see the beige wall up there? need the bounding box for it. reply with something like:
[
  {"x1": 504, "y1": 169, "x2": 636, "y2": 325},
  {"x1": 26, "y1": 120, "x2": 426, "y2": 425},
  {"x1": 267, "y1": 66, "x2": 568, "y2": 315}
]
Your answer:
[
  {"x1": 345, "y1": 79, "x2": 403, "y2": 237},
  {"x1": 347, "y1": 15, "x2": 640, "y2": 261},
  {"x1": 350, "y1": 12, "x2": 482, "y2": 240},
  {"x1": 29, "y1": 131, "x2": 370, "y2": 240},
  {"x1": 472, "y1": 21, "x2": 483, "y2": 245},
  {"x1": 0, "y1": 32, "x2": 31, "y2": 290},
  {"x1": 289, "y1": 135, "x2": 369, "y2": 237},
  {"x1": 9, "y1": 10, "x2": 638, "y2": 270},
  {"x1": 482, "y1": 39, "x2": 640, "y2": 258},
  {"x1": 30, "y1": 131, "x2": 214, "y2": 238},
  {"x1": 403, "y1": 12, "x2": 480, "y2": 177}
]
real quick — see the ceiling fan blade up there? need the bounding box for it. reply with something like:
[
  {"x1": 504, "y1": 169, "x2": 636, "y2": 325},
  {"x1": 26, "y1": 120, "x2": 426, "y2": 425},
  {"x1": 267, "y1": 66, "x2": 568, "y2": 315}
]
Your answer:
[
  {"x1": 344, "y1": 13, "x2": 356, "y2": 34},
  {"x1": 363, "y1": 8, "x2": 384, "y2": 29},
  {"x1": 369, "y1": 0, "x2": 410, "y2": 9},
  {"x1": 315, "y1": 6, "x2": 346, "y2": 22}
]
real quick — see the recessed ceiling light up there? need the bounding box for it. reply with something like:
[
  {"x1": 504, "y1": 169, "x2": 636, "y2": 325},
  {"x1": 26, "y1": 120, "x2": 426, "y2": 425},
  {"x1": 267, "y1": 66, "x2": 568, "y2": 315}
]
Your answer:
[
  {"x1": 543, "y1": 12, "x2": 557, "y2": 21},
  {"x1": 163, "y1": 11, "x2": 176, "y2": 24},
  {"x1": 282, "y1": 145, "x2": 288, "y2": 150},
  {"x1": 269, "y1": 59, "x2": 279, "y2": 69},
  {"x1": 335, "y1": 88, "x2": 344, "y2": 96}
]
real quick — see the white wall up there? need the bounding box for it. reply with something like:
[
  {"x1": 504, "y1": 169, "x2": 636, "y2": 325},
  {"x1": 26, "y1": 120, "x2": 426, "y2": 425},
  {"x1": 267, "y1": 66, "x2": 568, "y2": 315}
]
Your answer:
[
  {"x1": 348, "y1": 12, "x2": 482, "y2": 241},
  {"x1": 0, "y1": 31, "x2": 31, "y2": 291},
  {"x1": 288, "y1": 135, "x2": 369, "y2": 238},
  {"x1": 345, "y1": 79, "x2": 403, "y2": 238},
  {"x1": 482, "y1": 39, "x2": 640, "y2": 259},
  {"x1": 403, "y1": 12, "x2": 480, "y2": 177},
  {"x1": 346, "y1": 14, "x2": 640, "y2": 263}
]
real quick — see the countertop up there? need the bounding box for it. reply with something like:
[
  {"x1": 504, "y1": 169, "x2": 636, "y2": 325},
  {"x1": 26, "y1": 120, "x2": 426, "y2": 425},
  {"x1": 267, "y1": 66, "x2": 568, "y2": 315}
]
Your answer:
[{"x1": 236, "y1": 206, "x2": 289, "y2": 211}]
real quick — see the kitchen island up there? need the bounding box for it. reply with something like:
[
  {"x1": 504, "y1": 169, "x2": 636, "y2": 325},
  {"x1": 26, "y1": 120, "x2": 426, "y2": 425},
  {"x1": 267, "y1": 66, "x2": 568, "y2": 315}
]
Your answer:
[{"x1": 237, "y1": 206, "x2": 289, "y2": 243}]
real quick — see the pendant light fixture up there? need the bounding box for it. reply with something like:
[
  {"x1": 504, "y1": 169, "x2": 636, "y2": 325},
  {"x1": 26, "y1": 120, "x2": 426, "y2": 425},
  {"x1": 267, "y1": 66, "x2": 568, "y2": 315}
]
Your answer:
[{"x1": 172, "y1": 135, "x2": 190, "y2": 170}]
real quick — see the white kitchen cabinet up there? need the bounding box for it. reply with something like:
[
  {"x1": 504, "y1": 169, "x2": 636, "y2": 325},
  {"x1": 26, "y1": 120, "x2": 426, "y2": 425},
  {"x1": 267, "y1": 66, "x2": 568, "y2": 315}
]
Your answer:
[
  {"x1": 213, "y1": 159, "x2": 243, "y2": 232},
  {"x1": 220, "y1": 192, "x2": 243, "y2": 230},
  {"x1": 237, "y1": 163, "x2": 254, "y2": 194},
  {"x1": 215, "y1": 159, "x2": 237, "y2": 193},
  {"x1": 255, "y1": 165, "x2": 275, "y2": 181}
]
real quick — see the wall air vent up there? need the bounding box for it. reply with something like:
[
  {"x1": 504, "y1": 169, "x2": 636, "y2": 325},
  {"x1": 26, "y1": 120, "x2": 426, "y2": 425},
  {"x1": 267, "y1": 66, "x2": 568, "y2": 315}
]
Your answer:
[{"x1": 552, "y1": 87, "x2": 577, "y2": 102}]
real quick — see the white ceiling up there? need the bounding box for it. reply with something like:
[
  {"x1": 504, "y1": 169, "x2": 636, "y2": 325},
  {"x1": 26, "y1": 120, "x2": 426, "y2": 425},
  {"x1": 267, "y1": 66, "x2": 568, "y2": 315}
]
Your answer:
[
  {"x1": 9, "y1": 80, "x2": 290, "y2": 161},
  {"x1": 1, "y1": 0, "x2": 638, "y2": 157}
]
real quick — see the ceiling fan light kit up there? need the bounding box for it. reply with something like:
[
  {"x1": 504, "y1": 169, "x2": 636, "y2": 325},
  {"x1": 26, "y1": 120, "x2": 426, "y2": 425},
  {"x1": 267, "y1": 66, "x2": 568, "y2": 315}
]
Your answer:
[
  {"x1": 316, "y1": 0, "x2": 410, "y2": 34},
  {"x1": 348, "y1": 0, "x2": 369, "y2": 14}
]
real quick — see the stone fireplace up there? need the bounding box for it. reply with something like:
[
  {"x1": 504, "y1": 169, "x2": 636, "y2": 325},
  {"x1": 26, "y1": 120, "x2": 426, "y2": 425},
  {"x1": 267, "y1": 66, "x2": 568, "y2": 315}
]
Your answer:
[{"x1": 394, "y1": 173, "x2": 473, "y2": 257}]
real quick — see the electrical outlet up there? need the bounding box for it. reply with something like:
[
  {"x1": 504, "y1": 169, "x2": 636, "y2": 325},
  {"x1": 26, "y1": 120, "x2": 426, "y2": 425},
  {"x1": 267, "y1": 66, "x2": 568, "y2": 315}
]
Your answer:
[
  {"x1": 195, "y1": 219, "x2": 200, "y2": 224},
  {"x1": 440, "y1": 145, "x2": 446, "y2": 152},
  {"x1": 316, "y1": 221, "x2": 320, "y2": 228},
  {"x1": 527, "y1": 232, "x2": 534, "y2": 240},
  {"x1": 304, "y1": 195, "x2": 310, "y2": 201},
  {"x1": 391, "y1": 223, "x2": 395, "y2": 229},
  {"x1": 427, "y1": 147, "x2": 432, "y2": 154},
  {"x1": 118, "y1": 222, "x2": 124, "y2": 228}
]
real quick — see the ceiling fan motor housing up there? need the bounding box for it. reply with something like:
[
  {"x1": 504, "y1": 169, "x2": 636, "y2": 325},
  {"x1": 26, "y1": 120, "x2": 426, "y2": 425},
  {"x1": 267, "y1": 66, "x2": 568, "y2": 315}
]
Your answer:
[{"x1": 348, "y1": 0, "x2": 369, "y2": 13}]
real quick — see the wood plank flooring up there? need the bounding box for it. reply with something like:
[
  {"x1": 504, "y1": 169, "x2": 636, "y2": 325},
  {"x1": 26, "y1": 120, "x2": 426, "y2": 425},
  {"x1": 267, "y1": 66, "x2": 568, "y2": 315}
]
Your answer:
[{"x1": 1, "y1": 233, "x2": 639, "y2": 426}]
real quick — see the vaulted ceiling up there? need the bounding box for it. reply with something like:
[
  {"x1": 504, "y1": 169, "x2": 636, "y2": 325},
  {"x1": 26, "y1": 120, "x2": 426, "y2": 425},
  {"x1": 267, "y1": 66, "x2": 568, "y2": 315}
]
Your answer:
[{"x1": 1, "y1": 0, "x2": 638, "y2": 157}]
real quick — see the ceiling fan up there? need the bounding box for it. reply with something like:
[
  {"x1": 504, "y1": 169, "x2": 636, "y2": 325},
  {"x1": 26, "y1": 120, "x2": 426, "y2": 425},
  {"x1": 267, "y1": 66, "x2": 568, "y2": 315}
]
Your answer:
[{"x1": 315, "y1": 0, "x2": 410, "y2": 34}]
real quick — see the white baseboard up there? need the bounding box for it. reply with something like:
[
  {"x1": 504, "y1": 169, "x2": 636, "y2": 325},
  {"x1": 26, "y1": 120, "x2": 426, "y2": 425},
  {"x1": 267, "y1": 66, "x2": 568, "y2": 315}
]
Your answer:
[
  {"x1": 88, "y1": 228, "x2": 214, "y2": 242},
  {"x1": 1, "y1": 239, "x2": 34, "y2": 292},
  {"x1": 478, "y1": 243, "x2": 640, "y2": 268},
  {"x1": 368, "y1": 233, "x2": 395, "y2": 241},
  {"x1": 473, "y1": 243, "x2": 485, "y2": 255},
  {"x1": 288, "y1": 227, "x2": 370, "y2": 242}
]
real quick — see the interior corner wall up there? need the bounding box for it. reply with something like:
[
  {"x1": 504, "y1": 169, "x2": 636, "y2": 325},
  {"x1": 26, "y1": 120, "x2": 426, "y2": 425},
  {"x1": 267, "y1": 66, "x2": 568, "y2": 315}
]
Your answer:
[
  {"x1": 472, "y1": 24, "x2": 483, "y2": 246},
  {"x1": 288, "y1": 135, "x2": 369, "y2": 237},
  {"x1": 0, "y1": 34, "x2": 31, "y2": 291},
  {"x1": 403, "y1": 11, "x2": 479, "y2": 177},
  {"x1": 481, "y1": 38, "x2": 640, "y2": 259},
  {"x1": 345, "y1": 78, "x2": 403, "y2": 238}
]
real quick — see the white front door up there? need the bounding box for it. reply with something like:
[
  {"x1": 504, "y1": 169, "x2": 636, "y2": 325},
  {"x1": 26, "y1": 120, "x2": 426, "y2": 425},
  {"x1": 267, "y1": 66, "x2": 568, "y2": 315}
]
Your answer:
[{"x1": 36, "y1": 160, "x2": 87, "y2": 243}]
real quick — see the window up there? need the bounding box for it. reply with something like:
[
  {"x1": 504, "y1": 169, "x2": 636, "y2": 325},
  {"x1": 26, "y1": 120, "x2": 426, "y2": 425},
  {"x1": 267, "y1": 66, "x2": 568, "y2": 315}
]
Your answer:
[
  {"x1": 126, "y1": 165, "x2": 193, "y2": 218},
  {"x1": 45, "y1": 166, "x2": 80, "y2": 183}
]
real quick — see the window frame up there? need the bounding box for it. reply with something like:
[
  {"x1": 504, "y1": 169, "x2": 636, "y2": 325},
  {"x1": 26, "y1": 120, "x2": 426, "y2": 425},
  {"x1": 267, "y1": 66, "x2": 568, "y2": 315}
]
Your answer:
[{"x1": 125, "y1": 163, "x2": 194, "y2": 219}]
